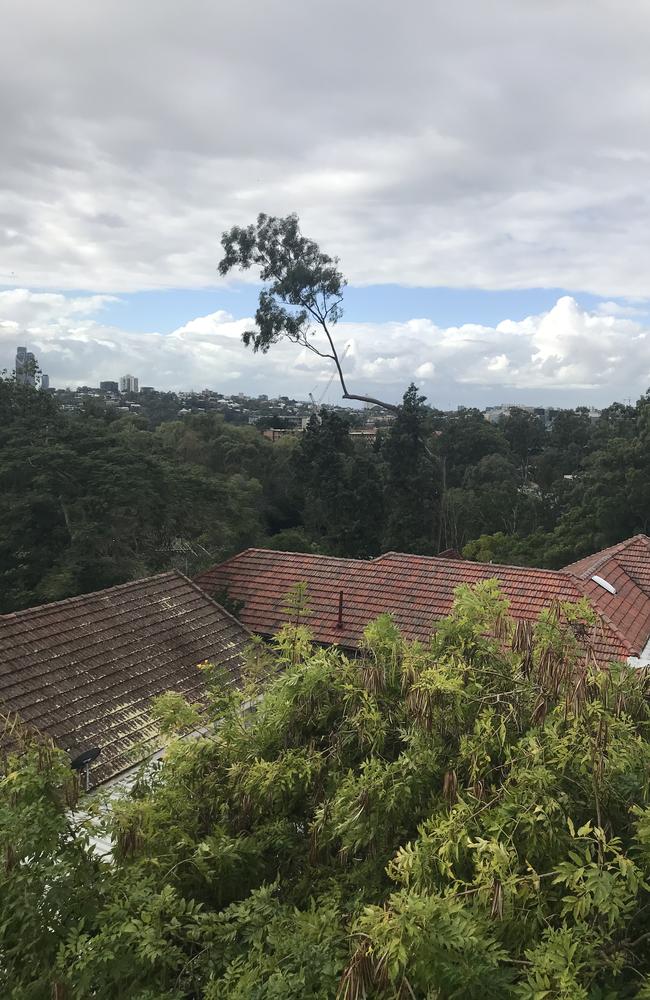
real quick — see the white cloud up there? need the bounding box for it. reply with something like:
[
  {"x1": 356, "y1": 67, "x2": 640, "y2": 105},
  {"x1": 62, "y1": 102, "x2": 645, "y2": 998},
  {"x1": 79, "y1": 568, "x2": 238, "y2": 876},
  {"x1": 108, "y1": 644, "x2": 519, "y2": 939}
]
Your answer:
[
  {"x1": 596, "y1": 300, "x2": 648, "y2": 318},
  {"x1": 2, "y1": 1, "x2": 650, "y2": 295},
  {"x1": 0, "y1": 289, "x2": 116, "y2": 328},
  {"x1": 1, "y1": 290, "x2": 648, "y2": 406}
]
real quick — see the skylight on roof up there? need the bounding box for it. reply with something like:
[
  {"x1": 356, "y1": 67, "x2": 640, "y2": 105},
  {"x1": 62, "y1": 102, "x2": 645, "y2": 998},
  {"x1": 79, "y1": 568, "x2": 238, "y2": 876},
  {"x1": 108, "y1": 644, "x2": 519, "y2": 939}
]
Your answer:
[{"x1": 591, "y1": 575, "x2": 617, "y2": 595}]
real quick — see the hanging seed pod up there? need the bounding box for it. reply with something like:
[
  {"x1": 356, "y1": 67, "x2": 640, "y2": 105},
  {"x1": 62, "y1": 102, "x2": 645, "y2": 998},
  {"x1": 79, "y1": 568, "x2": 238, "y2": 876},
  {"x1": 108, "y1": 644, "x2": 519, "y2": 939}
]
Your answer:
[
  {"x1": 337, "y1": 937, "x2": 375, "y2": 1000},
  {"x1": 308, "y1": 824, "x2": 319, "y2": 864},
  {"x1": 443, "y1": 769, "x2": 458, "y2": 806},
  {"x1": 471, "y1": 779, "x2": 486, "y2": 801},
  {"x1": 4, "y1": 843, "x2": 16, "y2": 873},
  {"x1": 490, "y1": 878, "x2": 504, "y2": 920},
  {"x1": 512, "y1": 620, "x2": 533, "y2": 677},
  {"x1": 63, "y1": 772, "x2": 80, "y2": 810},
  {"x1": 531, "y1": 694, "x2": 548, "y2": 726}
]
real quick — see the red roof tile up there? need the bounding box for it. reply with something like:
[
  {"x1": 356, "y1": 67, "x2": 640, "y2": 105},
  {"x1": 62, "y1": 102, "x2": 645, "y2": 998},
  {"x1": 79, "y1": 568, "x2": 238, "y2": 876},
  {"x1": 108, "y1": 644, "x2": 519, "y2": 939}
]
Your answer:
[
  {"x1": 194, "y1": 546, "x2": 642, "y2": 665},
  {"x1": 564, "y1": 535, "x2": 650, "y2": 590},
  {"x1": 562, "y1": 535, "x2": 650, "y2": 656},
  {"x1": 0, "y1": 571, "x2": 252, "y2": 786}
]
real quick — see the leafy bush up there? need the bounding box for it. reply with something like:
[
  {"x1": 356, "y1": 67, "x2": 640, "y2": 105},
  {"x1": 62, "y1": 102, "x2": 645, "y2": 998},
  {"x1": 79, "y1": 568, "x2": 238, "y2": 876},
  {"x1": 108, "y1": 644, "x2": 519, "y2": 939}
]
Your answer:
[{"x1": 3, "y1": 583, "x2": 650, "y2": 997}]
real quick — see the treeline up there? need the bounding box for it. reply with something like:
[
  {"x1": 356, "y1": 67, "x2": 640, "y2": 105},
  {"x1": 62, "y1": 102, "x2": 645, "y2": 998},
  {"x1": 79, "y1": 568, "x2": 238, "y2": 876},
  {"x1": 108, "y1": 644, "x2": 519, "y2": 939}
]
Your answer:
[
  {"x1": 1, "y1": 374, "x2": 649, "y2": 613},
  {"x1": 0, "y1": 377, "x2": 283, "y2": 611},
  {"x1": 290, "y1": 383, "x2": 650, "y2": 567}
]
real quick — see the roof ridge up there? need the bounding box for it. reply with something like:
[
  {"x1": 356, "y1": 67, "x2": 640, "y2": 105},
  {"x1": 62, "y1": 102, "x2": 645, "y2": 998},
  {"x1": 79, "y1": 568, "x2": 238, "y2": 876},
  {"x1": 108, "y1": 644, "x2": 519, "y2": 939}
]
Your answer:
[
  {"x1": 178, "y1": 571, "x2": 255, "y2": 638},
  {"x1": 378, "y1": 550, "x2": 573, "y2": 577},
  {"x1": 609, "y1": 551, "x2": 650, "y2": 598},
  {"x1": 196, "y1": 548, "x2": 373, "y2": 579},
  {"x1": 564, "y1": 534, "x2": 650, "y2": 577},
  {"x1": 0, "y1": 571, "x2": 182, "y2": 622},
  {"x1": 194, "y1": 547, "x2": 259, "y2": 576},
  {"x1": 201, "y1": 546, "x2": 617, "y2": 581},
  {"x1": 251, "y1": 548, "x2": 371, "y2": 563}
]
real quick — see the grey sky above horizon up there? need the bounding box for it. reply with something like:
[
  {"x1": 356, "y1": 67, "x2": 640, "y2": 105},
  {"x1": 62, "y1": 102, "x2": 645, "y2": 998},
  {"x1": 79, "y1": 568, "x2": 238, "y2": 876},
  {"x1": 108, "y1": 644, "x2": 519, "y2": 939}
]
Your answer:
[{"x1": 1, "y1": 0, "x2": 650, "y2": 406}]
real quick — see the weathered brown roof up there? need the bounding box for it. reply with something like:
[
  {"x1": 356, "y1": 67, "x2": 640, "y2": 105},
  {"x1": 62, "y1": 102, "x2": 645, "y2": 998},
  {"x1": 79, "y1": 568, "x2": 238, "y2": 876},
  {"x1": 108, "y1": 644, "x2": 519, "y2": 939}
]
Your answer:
[
  {"x1": 194, "y1": 543, "x2": 646, "y2": 665},
  {"x1": 0, "y1": 571, "x2": 252, "y2": 786}
]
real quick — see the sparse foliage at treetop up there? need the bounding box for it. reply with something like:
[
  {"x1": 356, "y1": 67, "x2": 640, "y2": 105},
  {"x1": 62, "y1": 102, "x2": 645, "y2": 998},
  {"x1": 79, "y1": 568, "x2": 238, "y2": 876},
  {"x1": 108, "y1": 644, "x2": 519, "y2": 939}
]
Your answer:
[
  {"x1": 4, "y1": 584, "x2": 650, "y2": 997},
  {"x1": 218, "y1": 213, "x2": 399, "y2": 411}
]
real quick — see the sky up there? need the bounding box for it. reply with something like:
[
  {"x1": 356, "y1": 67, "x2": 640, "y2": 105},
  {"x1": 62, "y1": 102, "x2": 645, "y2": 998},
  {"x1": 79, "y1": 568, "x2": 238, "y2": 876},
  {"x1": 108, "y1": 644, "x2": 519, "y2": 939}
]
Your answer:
[{"x1": 1, "y1": 0, "x2": 650, "y2": 407}]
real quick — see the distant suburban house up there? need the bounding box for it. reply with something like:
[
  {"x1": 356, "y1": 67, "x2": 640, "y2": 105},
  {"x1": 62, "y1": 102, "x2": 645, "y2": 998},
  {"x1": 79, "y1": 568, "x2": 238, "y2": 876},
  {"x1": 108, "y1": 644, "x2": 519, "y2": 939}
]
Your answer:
[
  {"x1": 194, "y1": 534, "x2": 650, "y2": 668},
  {"x1": 0, "y1": 572, "x2": 252, "y2": 788}
]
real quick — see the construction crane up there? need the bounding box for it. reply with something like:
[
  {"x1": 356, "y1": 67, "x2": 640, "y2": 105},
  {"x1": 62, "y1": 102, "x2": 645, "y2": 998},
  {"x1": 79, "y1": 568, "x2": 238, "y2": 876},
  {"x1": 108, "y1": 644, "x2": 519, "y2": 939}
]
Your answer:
[{"x1": 308, "y1": 344, "x2": 351, "y2": 414}]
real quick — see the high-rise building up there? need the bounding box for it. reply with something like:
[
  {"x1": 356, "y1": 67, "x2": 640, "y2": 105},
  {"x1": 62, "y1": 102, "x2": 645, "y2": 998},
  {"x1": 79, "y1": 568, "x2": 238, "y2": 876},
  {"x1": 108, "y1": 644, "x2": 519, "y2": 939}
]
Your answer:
[
  {"x1": 15, "y1": 345, "x2": 37, "y2": 387},
  {"x1": 119, "y1": 374, "x2": 139, "y2": 393},
  {"x1": 40, "y1": 374, "x2": 50, "y2": 391},
  {"x1": 100, "y1": 380, "x2": 119, "y2": 393}
]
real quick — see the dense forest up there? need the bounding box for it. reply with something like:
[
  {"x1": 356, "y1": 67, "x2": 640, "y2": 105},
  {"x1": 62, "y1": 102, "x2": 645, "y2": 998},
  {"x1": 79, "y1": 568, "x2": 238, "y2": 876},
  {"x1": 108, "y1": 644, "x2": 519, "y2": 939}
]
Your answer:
[
  {"x1": 1, "y1": 372, "x2": 649, "y2": 613},
  {"x1": 5, "y1": 587, "x2": 650, "y2": 997}
]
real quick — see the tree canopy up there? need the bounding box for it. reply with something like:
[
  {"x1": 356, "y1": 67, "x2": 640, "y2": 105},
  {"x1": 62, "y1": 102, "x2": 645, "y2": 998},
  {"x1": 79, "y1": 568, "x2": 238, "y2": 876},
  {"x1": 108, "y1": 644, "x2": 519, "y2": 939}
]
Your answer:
[
  {"x1": 4, "y1": 584, "x2": 650, "y2": 997},
  {"x1": 2, "y1": 371, "x2": 650, "y2": 614}
]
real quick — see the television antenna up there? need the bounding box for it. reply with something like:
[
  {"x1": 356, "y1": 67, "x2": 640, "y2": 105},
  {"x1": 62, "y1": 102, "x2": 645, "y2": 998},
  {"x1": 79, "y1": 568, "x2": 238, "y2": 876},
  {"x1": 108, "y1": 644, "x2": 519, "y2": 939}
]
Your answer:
[{"x1": 69, "y1": 746, "x2": 102, "y2": 791}]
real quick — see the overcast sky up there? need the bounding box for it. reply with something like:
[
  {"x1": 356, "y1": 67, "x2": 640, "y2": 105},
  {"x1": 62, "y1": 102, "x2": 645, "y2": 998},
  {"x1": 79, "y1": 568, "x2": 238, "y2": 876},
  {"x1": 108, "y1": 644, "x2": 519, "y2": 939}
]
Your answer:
[{"x1": 2, "y1": 0, "x2": 650, "y2": 405}]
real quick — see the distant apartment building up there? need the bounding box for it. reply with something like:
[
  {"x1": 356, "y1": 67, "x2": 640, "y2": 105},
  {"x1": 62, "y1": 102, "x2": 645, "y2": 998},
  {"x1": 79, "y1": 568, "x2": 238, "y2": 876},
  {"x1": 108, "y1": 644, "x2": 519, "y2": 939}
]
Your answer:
[
  {"x1": 119, "y1": 374, "x2": 139, "y2": 393},
  {"x1": 349, "y1": 427, "x2": 379, "y2": 442},
  {"x1": 484, "y1": 403, "x2": 535, "y2": 423},
  {"x1": 484, "y1": 404, "x2": 601, "y2": 428},
  {"x1": 15, "y1": 345, "x2": 37, "y2": 386},
  {"x1": 100, "y1": 380, "x2": 119, "y2": 393},
  {"x1": 40, "y1": 374, "x2": 50, "y2": 391},
  {"x1": 262, "y1": 427, "x2": 301, "y2": 442}
]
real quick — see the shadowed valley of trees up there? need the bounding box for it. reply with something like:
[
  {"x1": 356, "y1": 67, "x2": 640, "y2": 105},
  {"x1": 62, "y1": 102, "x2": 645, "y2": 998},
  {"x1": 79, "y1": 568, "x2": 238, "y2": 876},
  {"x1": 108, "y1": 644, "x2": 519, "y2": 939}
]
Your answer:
[{"x1": 1, "y1": 372, "x2": 649, "y2": 613}]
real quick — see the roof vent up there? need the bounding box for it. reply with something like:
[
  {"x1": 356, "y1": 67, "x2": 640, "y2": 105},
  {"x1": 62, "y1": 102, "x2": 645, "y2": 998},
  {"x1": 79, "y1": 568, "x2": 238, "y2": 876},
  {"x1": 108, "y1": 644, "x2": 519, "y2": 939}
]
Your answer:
[{"x1": 591, "y1": 575, "x2": 616, "y2": 595}]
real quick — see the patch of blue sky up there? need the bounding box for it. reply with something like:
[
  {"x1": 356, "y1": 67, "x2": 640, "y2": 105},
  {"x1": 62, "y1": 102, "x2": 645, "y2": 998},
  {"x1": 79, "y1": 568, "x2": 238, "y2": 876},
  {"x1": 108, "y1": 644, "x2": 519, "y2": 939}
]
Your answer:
[
  {"x1": 3, "y1": 283, "x2": 648, "y2": 334},
  {"x1": 66, "y1": 285, "x2": 650, "y2": 334}
]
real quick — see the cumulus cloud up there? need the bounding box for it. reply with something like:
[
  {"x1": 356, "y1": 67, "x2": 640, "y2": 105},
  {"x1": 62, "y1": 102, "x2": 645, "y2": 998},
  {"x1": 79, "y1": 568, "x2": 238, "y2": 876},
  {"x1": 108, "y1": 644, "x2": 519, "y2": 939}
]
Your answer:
[
  {"x1": 1, "y1": 290, "x2": 648, "y2": 407},
  {"x1": 2, "y1": 1, "x2": 650, "y2": 296}
]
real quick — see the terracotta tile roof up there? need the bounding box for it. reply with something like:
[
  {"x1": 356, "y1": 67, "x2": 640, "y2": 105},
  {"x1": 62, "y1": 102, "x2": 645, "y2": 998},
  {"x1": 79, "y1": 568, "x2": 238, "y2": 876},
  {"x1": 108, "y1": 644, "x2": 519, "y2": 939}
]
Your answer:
[
  {"x1": 562, "y1": 535, "x2": 650, "y2": 656},
  {"x1": 194, "y1": 547, "x2": 639, "y2": 665},
  {"x1": 564, "y1": 535, "x2": 650, "y2": 590},
  {"x1": 0, "y1": 571, "x2": 252, "y2": 786}
]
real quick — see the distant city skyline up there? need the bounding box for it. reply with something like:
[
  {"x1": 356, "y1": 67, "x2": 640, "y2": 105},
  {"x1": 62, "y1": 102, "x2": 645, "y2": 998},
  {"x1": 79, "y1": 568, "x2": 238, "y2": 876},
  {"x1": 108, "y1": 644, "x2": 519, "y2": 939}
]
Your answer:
[{"x1": 2, "y1": 289, "x2": 648, "y2": 410}]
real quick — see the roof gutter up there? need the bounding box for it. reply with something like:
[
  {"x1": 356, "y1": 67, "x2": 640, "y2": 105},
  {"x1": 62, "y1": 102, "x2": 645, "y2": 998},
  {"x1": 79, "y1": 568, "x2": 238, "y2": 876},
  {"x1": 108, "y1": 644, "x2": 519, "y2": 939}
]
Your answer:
[{"x1": 628, "y1": 636, "x2": 650, "y2": 669}]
